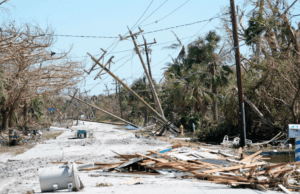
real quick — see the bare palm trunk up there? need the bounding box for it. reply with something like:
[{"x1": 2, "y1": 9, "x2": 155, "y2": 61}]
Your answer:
[
  {"x1": 144, "y1": 108, "x2": 148, "y2": 127},
  {"x1": 8, "y1": 107, "x2": 15, "y2": 128},
  {"x1": 212, "y1": 85, "x2": 218, "y2": 122},
  {"x1": 1, "y1": 110, "x2": 9, "y2": 131},
  {"x1": 212, "y1": 64, "x2": 218, "y2": 122},
  {"x1": 23, "y1": 101, "x2": 28, "y2": 131}
]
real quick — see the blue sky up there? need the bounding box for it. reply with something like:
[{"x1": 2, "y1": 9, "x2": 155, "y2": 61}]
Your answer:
[{"x1": 2, "y1": 0, "x2": 298, "y2": 95}]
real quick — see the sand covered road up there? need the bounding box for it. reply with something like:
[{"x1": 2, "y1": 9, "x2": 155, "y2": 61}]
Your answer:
[
  {"x1": 0, "y1": 121, "x2": 288, "y2": 194},
  {"x1": 0, "y1": 121, "x2": 170, "y2": 194}
]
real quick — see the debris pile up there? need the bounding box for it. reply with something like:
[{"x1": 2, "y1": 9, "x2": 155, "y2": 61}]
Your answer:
[
  {"x1": 0, "y1": 129, "x2": 42, "y2": 146},
  {"x1": 66, "y1": 145, "x2": 300, "y2": 192}
]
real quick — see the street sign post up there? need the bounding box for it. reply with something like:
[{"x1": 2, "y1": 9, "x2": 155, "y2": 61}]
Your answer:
[{"x1": 288, "y1": 124, "x2": 300, "y2": 162}]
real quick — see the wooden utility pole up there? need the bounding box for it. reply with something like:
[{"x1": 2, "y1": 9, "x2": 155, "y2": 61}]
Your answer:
[
  {"x1": 127, "y1": 28, "x2": 165, "y2": 118},
  {"x1": 143, "y1": 36, "x2": 153, "y2": 82},
  {"x1": 71, "y1": 95, "x2": 139, "y2": 128},
  {"x1": 230, "y1": 0, "x2": 246, "y2": 147},
  {"x1": 104, "y1": 84, "x2": 110, "y2": 96},
  {"x1": 94, "y1": 56, "x2": 114, "y2": 80},
  {"x1": 112, "y1": 79, "x2": 122, "y2": 117},
  {"x1": 88, "y1": 52, "x2": 179, "y2": 133},
  {"x1": 84, "y1": 48, "x2": 107, "y2": 75},
  {"x1": 118, "y1": 81, "x2": 123, "y2": 118}
]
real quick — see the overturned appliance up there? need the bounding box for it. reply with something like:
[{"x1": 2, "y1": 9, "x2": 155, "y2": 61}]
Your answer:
[
  {"x1": 76, "y1": 129, "x2": 93, "y2": 139},
  {"x1": 39, "y1": 162, "x2": 88, "y2": 192}
]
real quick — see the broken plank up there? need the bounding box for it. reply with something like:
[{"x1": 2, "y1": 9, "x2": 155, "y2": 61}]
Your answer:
[
  {"x1": 226, "y1": 158, "x2": 249, "y2": 165},
  {"x1": 278, "y1": 184, "x2": 292, "y2": 194},
  {"x1": 208, "y1": 178, "x2": 237, "y2": 184},
  {"x1": 200, "y1": 148, "x2": 238, "y2": 158},
  {"x1": 111, "y1": 150, "x2": 130, "y2": 160},
  {"x1": 117, "y1": 157, "x2": 143, "y2": 169},
  {"x1": 94, "y1": 162, "x2": 122, "y2": 165},
  {"x1": 139, "y1": 161, "x2": 156, "y2": 165},
  {"x1": 240, "y1": 150, "x2": 262, "y2": 163},
  {"x1": 202, "y1": 162, "x2": 265, "y2": 174},
  {"x1": 89, "y1": 172, "x2": 157, "y2": 178},
  {"x1": 136, "y1": 153, "x2": 168, "y2": 163},
  {"x1": 155, "y1": 162, "x2": 184, "y2": 167},
  {"x1": 188, "y1": 160, "x2": 223, "y2": 168},
  {"x1": 80, "y1": 164, "x2": 120, "y2": 171},
  {"x1": 191, "y1": 171, "x2": 255, "y2": 183}
]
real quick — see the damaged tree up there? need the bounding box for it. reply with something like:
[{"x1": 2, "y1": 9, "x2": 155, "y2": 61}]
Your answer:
[{"x1": 0, "y1": 23, "x2": 83, "y2": 131}]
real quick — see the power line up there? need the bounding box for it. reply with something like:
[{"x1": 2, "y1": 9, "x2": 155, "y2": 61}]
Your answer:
[
  {"x1": 141, "y1": 0, "x2": 190, "y2": 27},
  {"x1": 51, "y1": 34, "x2": 117, "y2": 38},
  {"x1": 134, "y1": 0, "x2": 169, "y2": 29},
  {"x1": 142, "y1": 16, "x2": 221, "y2": 35},
  {"x1": 131, "y1": 0, "x2": 154, "y2": 30}
]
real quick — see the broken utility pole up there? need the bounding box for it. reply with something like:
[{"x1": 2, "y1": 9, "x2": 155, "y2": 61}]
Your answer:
[
  {"x1": 126, "y1": 27, "x2": 165, "y2": 118},
  {"x1": 113, "y1": 79, "x2": 123, "y2": 118},
  {"x1": 230, "y1": 0, "x2": 246, "y2": 147},
  {"x1": 143, "y1": 36, "x2": 154, "y2": 82},
  {"x1": 84, "y1": 48, "x2": 107, "y2": 75},
  {"x1": 87, "y1": 52, "x2": 179, "y2": 134},
  {"x1": 71, "y1": 95, "x2": 139, "y2": 128},
  {"x1": 94, "y1": 56, "x2": 114, "y2": 80}
]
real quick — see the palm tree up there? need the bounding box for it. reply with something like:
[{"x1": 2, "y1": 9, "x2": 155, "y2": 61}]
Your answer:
[
  {"x1": 164, "y1": 31, "x2": 232, "y2": 122},
  {"x1": 186, "y1": 31, "x2": 233, "y2": 121},
  {"x1": 129, "y1": 76, "x2": 155, "y2": 126}
]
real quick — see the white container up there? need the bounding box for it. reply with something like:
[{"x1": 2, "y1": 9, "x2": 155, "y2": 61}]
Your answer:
[{"x1": 39, "y1": 163, "x2": 81, "y2": 192}]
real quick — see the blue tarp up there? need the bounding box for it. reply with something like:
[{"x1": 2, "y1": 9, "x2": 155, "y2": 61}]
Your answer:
[{"x1": 158, "y1": 148, "x2": 172, "y2": 154}]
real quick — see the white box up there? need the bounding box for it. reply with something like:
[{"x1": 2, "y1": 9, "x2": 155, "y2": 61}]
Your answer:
[{"x1": 288, "y1": 124, "x2": 300, "y2": 138}]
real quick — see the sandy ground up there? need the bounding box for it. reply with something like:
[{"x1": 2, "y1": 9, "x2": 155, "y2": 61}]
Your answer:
[{"x1": 0, "y1": 121, "x2": 293, "y2": 194}]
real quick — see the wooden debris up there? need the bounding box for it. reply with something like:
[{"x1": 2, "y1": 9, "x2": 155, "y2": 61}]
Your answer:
[
  {"x1": 202, "y1": 162, "x2": 265, "y2": 174},
  {"x1": 139, "y1": 161, "x2": 156, "y2": 165},
  {"x1": 238, "y1": 147, "x2": 244, "y2": 159},
  {"x1": 136, "y1": 153, "x2": 168, "y2": 163},
  {"x1": 80, "y1": 147, "x2": 300, "y2": 192},
  {"x1": 240, "y1": 150, "x2": 262, "y2": 163},
  {"x1": 111, "y1": 150, "x2": 130, "y2": 160},
  {"x1": 278, "y1": 184, "x2": 292, "y2": 194}
]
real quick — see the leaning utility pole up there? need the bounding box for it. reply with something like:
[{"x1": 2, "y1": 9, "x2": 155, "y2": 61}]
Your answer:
[
  {"x1": 127, "y1": 28, "x2": 165, "y2": 118},
  {"x1": 71, "y1": 95, "x2": 139, "y2": 128},
  {"x1": 88, "y1": 52, "x2": 179, "y2": 133},
  {"x1": 230, "y1": 0, "x2": 246, "y2": 147},
  {"x1": 118, "y1": 81, "x2": 123, "y2": 118},
  {"x1": 143, "y1": 36, "x2": 154, "y2": 81}
]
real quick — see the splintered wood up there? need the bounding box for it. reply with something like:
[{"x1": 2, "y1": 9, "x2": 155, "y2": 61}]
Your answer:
[{"x1": 76, "y1": 147, "x2": 300, "y2": 192}]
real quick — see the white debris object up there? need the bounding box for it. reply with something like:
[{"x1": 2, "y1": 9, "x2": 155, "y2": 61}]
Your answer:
[{"x1": 39, "y1": 162, "x2": 82, "y2": 192}]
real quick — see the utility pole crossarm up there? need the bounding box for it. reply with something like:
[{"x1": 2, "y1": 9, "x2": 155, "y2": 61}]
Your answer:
[
  {"x1": 138, "y1": 38, "x2": 156, "y2": 47},
  {"x1": 119, "y1": 28, "x2": 144, "y2": 41},
  {"x1": 94, "y1": 56, "x2": 114, "y2": 80},
  {"x1": 84, "y1": 48, "x2": 107, "y2": 75}
]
